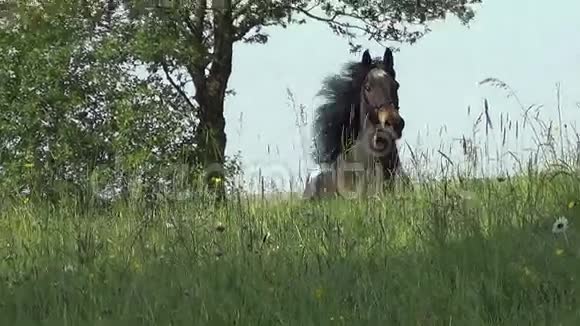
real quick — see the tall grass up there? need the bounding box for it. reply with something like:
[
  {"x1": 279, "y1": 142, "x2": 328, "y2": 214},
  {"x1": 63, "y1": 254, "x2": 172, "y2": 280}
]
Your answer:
[{"x1": 1, "y1": 80, "x2": 580, "y2": 325}]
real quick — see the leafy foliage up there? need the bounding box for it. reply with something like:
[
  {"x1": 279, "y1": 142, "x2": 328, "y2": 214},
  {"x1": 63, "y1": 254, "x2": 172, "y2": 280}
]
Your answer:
[
  {"x1": 0, "y1": 1, "x2": 212, "y2": 203},
  {"x1": 230, "y1": 0, "x2": 481, "y2": 51}
]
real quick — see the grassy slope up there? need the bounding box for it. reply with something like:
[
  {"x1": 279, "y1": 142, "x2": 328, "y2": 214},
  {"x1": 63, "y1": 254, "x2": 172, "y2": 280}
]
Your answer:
[
  {"x1": 1, "y1": 169, "x2": 580, "y2": 325},
  {"x1": 1, "y1": 79, "x2": 578, "y2": 325}
]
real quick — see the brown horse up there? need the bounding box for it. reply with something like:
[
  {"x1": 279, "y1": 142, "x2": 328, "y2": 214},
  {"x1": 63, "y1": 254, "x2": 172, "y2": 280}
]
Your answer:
[{"x1": 304, "y1": 48, "x2": 406, "y2": 200}]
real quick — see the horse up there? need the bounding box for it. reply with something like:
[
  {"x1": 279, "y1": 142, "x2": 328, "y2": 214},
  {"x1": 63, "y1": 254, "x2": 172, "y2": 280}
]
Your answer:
[{"x1": 303, "y1": 47, "x2": 406, "y2": 200}]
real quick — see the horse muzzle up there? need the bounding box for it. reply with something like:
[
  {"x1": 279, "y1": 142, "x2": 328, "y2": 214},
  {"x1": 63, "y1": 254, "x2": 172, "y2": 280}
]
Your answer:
[
  {"x1": 377, "y1": 106, "x2": 404, "y2": 139},
  {"x1": 370, "y1": 126, "x2": 397, "y2": 155}
]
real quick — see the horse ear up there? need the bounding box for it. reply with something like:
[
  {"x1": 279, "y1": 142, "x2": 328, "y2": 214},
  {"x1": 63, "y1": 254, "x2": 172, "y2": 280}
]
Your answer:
[
  {"x1": 383, "y1": 47, "x2": 394, "y2": 70},
  {"x1": 361, "y1": 50, "x2": 372, "y2": 66}
]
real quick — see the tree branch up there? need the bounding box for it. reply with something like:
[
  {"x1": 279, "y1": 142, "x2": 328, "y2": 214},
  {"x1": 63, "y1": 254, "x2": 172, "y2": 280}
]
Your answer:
[
  {"x1": 209, "y1": 0, "x2": 234, "y2": 80},
  {"x1": 231, "y1": 1, "x2": 445, "y2": 47},
  {"x1": 160, "y1": 59, "x2": 197, "y2": 111},
  {"x1": 232, "y1": 3, "x2": 395, "y2": 45},
  {"x1": 289, "y1": 6, "x2": 376, "y2": 36}
]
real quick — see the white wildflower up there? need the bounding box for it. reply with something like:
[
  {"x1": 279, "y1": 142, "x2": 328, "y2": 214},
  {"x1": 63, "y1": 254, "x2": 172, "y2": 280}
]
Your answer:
[
  {"x1": 63, "y1": 264, "x2": 76, "y2": 273},
  {"x1": 552, "y1": 216, "x2": 569, "y2": 234}
]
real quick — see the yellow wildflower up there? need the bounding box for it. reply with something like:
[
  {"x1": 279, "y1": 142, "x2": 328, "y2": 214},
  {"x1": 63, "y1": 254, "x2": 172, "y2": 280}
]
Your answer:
[
  {"x1": 521, "y1": 265, "x2": 539, "y2": 283},
  {"x1": 314, "y1": 287, "x2": 324, "y2": 301},
  {"x1": 132, "y1": 261, "x2": 142, "y2": 272},
  {"x1": 568, "y1": 201, "x2": 576, "y2": 209},
  {"x1": 555, "y1": 248, "x2": 565, "y2": 256}
]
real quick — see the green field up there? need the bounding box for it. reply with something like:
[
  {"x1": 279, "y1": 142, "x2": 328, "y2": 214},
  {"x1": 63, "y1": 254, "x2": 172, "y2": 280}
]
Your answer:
[
  {"x1": 2, "y1": 84, "x2": 579, "y2": 324},
  {"x1": 1, "y1": 166, "x2": 580, "y2": 325},
  {"x1": 3, "y1": 1, "x2": 579, "y2": 324}
]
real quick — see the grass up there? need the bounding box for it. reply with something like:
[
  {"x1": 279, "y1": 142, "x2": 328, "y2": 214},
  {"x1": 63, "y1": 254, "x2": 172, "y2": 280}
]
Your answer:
[
  {"x1": 1, "y1": 80, "x2": 580, "y2": 325},
  {"x1": 1, "y1": 169, "x2": 580, "y2": 325}
]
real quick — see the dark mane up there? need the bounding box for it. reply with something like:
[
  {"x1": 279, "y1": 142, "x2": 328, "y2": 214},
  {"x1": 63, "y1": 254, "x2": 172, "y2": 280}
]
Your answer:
[{"x1": 312, "y1": 58, "x2": 393, "y2": 164}]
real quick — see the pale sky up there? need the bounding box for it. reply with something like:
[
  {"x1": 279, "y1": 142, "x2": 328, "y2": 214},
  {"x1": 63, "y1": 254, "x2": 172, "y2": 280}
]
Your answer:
[{"x1": 224, "y1": 0, "x2": 580, "y2": 192}]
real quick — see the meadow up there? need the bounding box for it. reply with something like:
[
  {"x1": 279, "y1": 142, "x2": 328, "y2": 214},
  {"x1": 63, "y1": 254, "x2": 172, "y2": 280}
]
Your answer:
[{"x1": 2, "y1": 85, "x2": 580, "y2": 325}]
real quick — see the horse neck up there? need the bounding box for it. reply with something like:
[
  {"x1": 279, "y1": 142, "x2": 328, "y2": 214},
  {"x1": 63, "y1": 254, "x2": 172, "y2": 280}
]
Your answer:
[{"x1": 338, "y1": 109, "x2": 380, "y2": 167}]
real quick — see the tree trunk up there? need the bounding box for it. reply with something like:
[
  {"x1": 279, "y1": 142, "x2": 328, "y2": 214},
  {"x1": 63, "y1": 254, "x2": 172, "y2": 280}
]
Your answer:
[
  {"x1": 195, "y1": 79, "x2": 229, "y2": 201},
  {"x1": 193, "y1": 0, "x2": 234, "y2": 202}
]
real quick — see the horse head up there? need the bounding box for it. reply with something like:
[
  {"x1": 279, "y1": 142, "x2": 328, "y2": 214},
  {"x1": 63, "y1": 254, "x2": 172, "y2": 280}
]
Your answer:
[{"x1": 357, "y1": 48, "x2": 405, "y2": 157}]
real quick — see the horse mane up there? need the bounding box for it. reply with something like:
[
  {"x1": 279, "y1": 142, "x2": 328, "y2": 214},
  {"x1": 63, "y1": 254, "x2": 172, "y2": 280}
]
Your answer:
[{"x1": 312, "y1": 58, "x2": 391, "y2": 164}]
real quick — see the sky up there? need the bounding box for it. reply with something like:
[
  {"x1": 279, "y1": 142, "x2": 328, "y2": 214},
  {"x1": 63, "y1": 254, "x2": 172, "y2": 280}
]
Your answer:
[{"x1": 223, "y1": 0, "x2": 580, "y2": 193}]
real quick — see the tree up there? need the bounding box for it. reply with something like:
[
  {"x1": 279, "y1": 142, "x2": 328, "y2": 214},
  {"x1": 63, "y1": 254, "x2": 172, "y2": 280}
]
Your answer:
[
  {"x1": 0, "y1": 0, "x2": 208, "y2": 204},
  {"x1": 111, "y1": 0, "x2": 482, "y2": 201},
  {"x1": 0, "y1": 0, "x2": 119, "y2": 201}
]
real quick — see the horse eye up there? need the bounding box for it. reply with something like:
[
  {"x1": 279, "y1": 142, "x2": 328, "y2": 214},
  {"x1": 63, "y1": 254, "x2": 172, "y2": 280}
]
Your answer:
[{"x1": 365, "y1": 85, "x2": 371, "y2": 92}]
